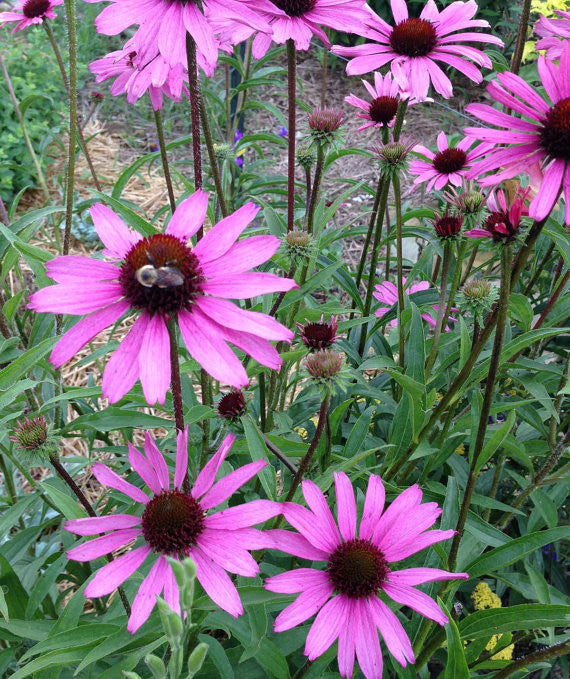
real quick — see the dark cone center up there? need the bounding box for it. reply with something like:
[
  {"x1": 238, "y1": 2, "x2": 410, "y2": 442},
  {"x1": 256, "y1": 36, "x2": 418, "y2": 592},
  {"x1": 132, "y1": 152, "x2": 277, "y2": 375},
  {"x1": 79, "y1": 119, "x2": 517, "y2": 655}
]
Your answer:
[
  {"x1": 434, "y1": 215, "x2": 462, "y2": 238},
  {"x1": 369, "y1": 96, "x2": 399, "y2": 125},
  {"x1": 540, "y1": 97, "x2": 570, "y2": 161},
  {"x1": 119, "y1": 234, "x2": 204, "y2": 317},
  {"x1": 433, "y1": 148, "x2": 467, "y2": 174},
  {"x1": 272, "y1": 0, "x2": 316, "y2": 16},
  {"x1": 327, "y1": 538, "x2": 390, "y2": 599},
  {"x1": 23, "y1": 0, "x2": 50, "y2": 17},
  {"x1": 218, "y1": 391, "x2": 247, "y2": 420},
  {"x1": 300, "y1": 322, "x2": 336, "y2": 350},
  {"x1": 484, "y1": 211, "x2": 517, "y2": 241},
  {"x1": 142, "y1": 490, "x2": 205, "y2": 554},
  {"x1": 389, "y1": 18, "x2": 438, "y2": 57}
]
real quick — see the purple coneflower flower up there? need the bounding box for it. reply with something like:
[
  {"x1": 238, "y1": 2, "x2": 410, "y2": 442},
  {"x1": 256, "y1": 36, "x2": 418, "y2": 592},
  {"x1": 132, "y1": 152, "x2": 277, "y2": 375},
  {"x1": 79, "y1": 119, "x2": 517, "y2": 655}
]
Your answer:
[
  {"x1": 0, "y1": 0, "x2": 62, "y2": 31},
  {"x1": 332, "y1": 0, "x2": 503, "y2": 100},
  {"x1": 465, "y1": 42, "x2": 570, "y2": 224},
  {"x1": 29, "y1": 191, "x2": 296, "y2": 404},
  {"x1": 465, "y1": 185, "x2": 530, "y2": 241},
  {"x1": 65, "y1": 429, "x2": 280, "y2": 632},
  {"x1": 265, "y1": 473, "x2": 468, "y2": 678},
  {"x1": 535, "y1": 10, "x2": 570, "y2": 61}
]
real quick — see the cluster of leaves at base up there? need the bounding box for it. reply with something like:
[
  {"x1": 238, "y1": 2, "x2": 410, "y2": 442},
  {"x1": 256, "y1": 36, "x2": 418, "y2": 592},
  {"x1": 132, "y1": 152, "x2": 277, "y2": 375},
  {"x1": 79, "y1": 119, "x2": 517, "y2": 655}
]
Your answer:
[{"x1": 0, "y1": 30, "x2": 64, "y2": 198}]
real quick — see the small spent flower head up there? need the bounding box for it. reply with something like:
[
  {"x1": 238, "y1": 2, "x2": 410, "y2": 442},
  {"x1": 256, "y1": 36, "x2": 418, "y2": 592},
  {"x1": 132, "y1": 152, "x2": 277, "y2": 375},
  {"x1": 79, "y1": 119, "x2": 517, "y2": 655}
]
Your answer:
[
  {"x1": 212, "y1": 142, "x2": 233, "y2": 162},
  {"x1": 284, "y1": 229, "x2": 314, "y2": 262},
  {"x1": 458, "y1": 278, "x2": 499, "y2": 324},
  {"x1": 297, "y1": 315, "x2": 339, "y2": 350},
  {"x1": 217, "y1": 390, "x2": 247, "y2": 421},
  {"x1": 305, "y1": 350, "x2": 349, "y2": 395},
  {"x1": 372, "y1": 135, "x2": 415, "y2": 178},
  {"x1": 296, "y1": 144, "x2": 316, "y2": 169},
  {"x1": 10, "y1": 415, "x2": 56, "y2": 460},
  {"x1": 307, "y1": 107, "x2": 344, "y2": 148},
  {"x1": 431, "y1": 210, "x2": 463, "y2": 240}
]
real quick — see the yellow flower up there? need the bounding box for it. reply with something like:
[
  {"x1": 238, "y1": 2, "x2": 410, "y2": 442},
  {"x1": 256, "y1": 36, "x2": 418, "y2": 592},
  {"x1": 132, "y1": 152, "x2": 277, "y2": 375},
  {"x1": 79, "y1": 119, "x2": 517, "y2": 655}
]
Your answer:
[
  {"x1": 294, "y1": 426, "x2": 308, "y2": 440},
  {"x1": 455, "y1": 443, "x2": 466, "y2": 455},
  {"x1": 472, "y1": 582, "x2": 502, "y2": 610}
]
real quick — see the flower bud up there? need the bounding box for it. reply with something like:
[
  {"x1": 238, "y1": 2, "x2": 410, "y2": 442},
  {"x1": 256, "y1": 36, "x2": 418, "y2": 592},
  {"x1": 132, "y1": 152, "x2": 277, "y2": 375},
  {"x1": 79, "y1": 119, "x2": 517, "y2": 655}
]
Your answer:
[
  {"x1": 284, "y1": 229, "x2": 313, "y2": 262},
  {"x1": 217, "y1": 390, "x2": 247, "y2": 421},
  {"x1": 305, "y1": 350, "x2": 350, "y2": 396},
  {"x1": 297, "y1": 315, "x2": 339, "y2": 351},
  {"x1": 187, "y1": 642, "x2": 209, "y2": 677},
  {"x1": 431, "y1": 210, "x2": 462, "y2": 239},
  {"x1": 307, "y1": 107, "x2": 344, "y2": 148},
  {"x1": 144, "y1": 654, "x2": 167, "y2": 679}
]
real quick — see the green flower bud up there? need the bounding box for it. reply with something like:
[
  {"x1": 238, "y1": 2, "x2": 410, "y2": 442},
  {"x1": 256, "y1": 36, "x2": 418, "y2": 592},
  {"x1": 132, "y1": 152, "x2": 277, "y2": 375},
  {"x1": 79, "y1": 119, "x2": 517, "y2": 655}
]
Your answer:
[
  {"x1": 144, "y1": 654, "x2": 166, "y2": 679},
  {"x1": 156, "y1": 598, "x2": 183, "y2": 640},
  {"x1": 187, "y1": 643, "x2": 209, "y2": 678}
]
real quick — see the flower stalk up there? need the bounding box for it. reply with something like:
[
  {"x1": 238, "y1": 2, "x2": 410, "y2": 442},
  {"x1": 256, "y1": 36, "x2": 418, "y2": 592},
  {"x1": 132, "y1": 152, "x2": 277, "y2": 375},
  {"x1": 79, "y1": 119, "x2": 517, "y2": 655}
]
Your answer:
[
  {"x1": 286, "y1": 39, "x2": 296, "y2": 233},
  {"x1": 200, "y1": 97, "x2": 229, "y2": 217},
  {"x1": 63, "y1": 0, "x2": 78, "y2": 256},
  {"x1": 394, "y1": 173, "x2": 405, "y2": 371},
  {"x1": 154, "y1": 109, "x2": 176, "y2": 213},
  {"x1": 426, "y1": 240, "x2": 453, "y2": 372},
  {"x1": 185, "y1": 34, "x2": 202, "y2": 199},
  {"x1": 306, "y1": 145, "x2": 325, "y2": 235},
  {"x1": 447, "y1": 243, "x2": 513, "y2": 570}
]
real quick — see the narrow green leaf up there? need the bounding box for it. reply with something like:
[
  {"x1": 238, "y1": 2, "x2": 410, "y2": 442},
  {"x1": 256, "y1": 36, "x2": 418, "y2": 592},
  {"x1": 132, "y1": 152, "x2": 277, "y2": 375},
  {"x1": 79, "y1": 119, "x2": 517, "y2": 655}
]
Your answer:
[
  {"x1": 458, "y1": 604, "x2": 570, "y2": 639},
  {"x1": 474, "y1": 409, "x2": 516, "y2": 473},
  {"x1": 440, "y1": 600, "x2": 469, "y2": 679},
  {"x1": 242, "y1": 416, "x2": 276, "y2": 500}
]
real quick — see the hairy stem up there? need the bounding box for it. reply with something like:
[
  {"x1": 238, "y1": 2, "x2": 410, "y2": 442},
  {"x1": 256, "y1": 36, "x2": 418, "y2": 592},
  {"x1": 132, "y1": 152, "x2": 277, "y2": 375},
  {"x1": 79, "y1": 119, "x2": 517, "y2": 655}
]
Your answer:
[
  {"x1": 306, "y1": 145, "x2": 325, "y2": 235},
  {"x1": 200, "y1": 96, "x2": 229, "y2": 217},
  {"x1": 394, "y1": 174, "x2": 405, "y2": 372},
  {"x1": 493, "y1": 640, "x2": 570, "y2": 679},
  {"x1": 286, "y1": 39, "x2": 297, "y2": 233},
  {"x1": 426, "y1": 241, "x2": 453, "y2": 373},
  {"x1": 63, "y1": 0, "x2": 78, "y2": 255}
]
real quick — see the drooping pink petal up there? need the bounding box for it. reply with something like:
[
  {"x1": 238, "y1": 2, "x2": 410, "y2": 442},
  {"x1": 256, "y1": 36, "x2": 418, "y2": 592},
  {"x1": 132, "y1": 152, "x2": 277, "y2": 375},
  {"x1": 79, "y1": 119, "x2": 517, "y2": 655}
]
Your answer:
[
  {"x1": 128, "y1": 555, "x2": 168, "y2": 633},
  {"x1": 92, "y1": 463, "x2": 150, "y2": 504},
  {"x1": 128, "y1": 442, "x2": 161, "y2": 495},
  {"x1": 368, "y1": 597, "x2": 415, "y2": 667},
  {"x1": 85, "y1": 545, "x2": 151, "y2": 597},
  {"x1": 334, "y1": 472, "x2": 357, "y2": 542},
  {"x1": 355, "y1": 599, "x2": 383, "y2": 679},
  {"x1": 90, "y1": 203, "x2": 143, "y2": 259},
  {"x1": 65, "y1": 513, "x2": 141, "y2": 536},
  {"x1": 305, "y1": 594, "x2": 345, "y2": 660},
  {"x1": 220, "y1": 325, "x2": 284, "y2": 371},
  {"x1": 49, "y1": 300, "x2": 129, "y2": 368},
  {"x1": 264, "y1": 529, "x2": 330, "y2": 562},
  {"x1": 29, "y1": 282, "x2": 124, "y2": 315},
  {"x1": 195, "y1": 297, "x2": 293, "y2": 342},
  {"x1": 282, "y1": 502, "x2": 337, "y2": 554},
  {"x1": 191, "y1": 546, "x2": 243, "y2": 617},
  {"x1": 193, "y1": 203, "x2": 259, "y2": 264},
  {"x1": 173, "y1": 425, "x2": 189, "y2": 490},
  {"x1": 204, "y1": 499, "x2": 281, "y2": 529},
  {"x1": 66, "y1": 528, "x2": 142, "y2": 561},
  {"x1": 191, "y1": 433, "x2": 235, "y2": 499},
  {"x1": 143, "y1": 432, "x2": 170, "y2": 490},
  {"x1": 388, "y1": 567, "x2": 469, "y2": 586},
  {"x1": 195, "y1": 530, "x2": 259, "y2": 576},
  {"x1": 165, "y1": 189, "x2": 208, "y2": 241},
  {"x1": 337, "y1": 598, "x2": 357, "y2": 678},
  {"x1": 102, "y1": 313, "x2": 148, "y2": 404},
  {"x1": 163, "y1": 561, "x2": 181, "y2": 615},
  {"x1": 273, "y1": 582, "x2": 334, "y2": 633},
  {"x1": 178, "y1": 308, "x2": 248, "y2": 387},
  {"x1": 360, "y1": 474, "x2": 385, "y2": 541},
  {"x1": 45, "y1": 256, "x2": 119, "y2": 284},
  {"x1": 265, "y1": 568, "x2": 330, "y2": 594},
  {"x1": 301, "y1": 480, "x2": 341, "y2": 549},
  {"x1": 383, "y1": 581, "x2": 448, "y2": 624},
  {"x1": 200, "y1": 460, "x2": 267, "y2": 510},
  {"x1": 139, "y1": 314, "x2": 170, "y2": 406}
]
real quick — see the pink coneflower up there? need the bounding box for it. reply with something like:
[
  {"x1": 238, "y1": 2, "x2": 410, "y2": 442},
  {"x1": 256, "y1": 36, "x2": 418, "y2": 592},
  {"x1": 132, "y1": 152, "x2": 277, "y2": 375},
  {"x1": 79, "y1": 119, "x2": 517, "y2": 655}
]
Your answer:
[
  {"x1": 89, "y1": 43, "x2": 186, "y2": 111},
  {"x1": 535, "y1": 10, "x2": 570, "y2": 61},
  {"x1": 374, "y1": 278, "x2": 457, "y2": 330},
  {"x1": 465, "y1": 43, "x2": 570, "y2": 225},
  {"x1": 87, "y1": 0, "x2": 270, "y2": 77},
  {"x1": 265, "y1": 473, "x2": 468, "y2": 678},
  {"x1": 345, "y1": 72, "x2": 420, "y2": 131},
  {"x1": 331, "y1": 0, "x2": 503, "y2": 100},
  {"x1": 409, "y1": 132, "x2": 492, "y2": 191},
  {"x1": 465, "y1": 185, "x2": 530, "y2": 241},
  {"x1": 297, "y1": 315, "x2": 339, "y2": 350},
  {"x1": 29, "y1": 191, "x2": 296, "y2": 405},
  {"x1": 214, "y1": 0, "x2": 372, "y2": 59},
  {"x1": 0, "y1": 0, "x2": 62, "y2": 31},
  {"x1": 65, "y1": 429, "x2": 280, "y2": 632}
]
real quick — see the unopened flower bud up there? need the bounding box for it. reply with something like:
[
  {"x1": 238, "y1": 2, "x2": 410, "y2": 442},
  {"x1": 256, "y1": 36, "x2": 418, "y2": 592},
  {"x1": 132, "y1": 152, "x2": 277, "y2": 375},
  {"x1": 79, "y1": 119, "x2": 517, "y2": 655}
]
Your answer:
[
  {"x1": 217, "y1": 390, "x2": 247, "y2": 421},
  {"x1": 213, "y1": 142, "x2": 233, "y2": 162},
  {"x1": 372, "y1": 135, "x2": 415, "y2": 177},
  {"x1": 305, "y1": 350, "x2": 350, "y2": 396},
  {"x1": 431, "y1": 210, "x2": 462, "y2": 239},
  {"x1": 10, "y1": 415, "x2": 56, "y2": 460},
  {"x1": 296, "y1": 144, "x2": 315, "y2": 169},
  {"x1": 187, "y1": 642, "x2": 209, "y2": 677},
  {"x1": 458, "y1": 278, "x2": 498, "y2": 324},
  {"x1": 285, "y1": 229, "x2": 313, "y2": 262},
  {"x1": 307, "y1": 107, "x2": 344, "y2": 148},
  {"x1": 144, "y1": 653, "x2": 167, "y2": 679},
  {"x1": 297, "y1": 315, "x2": 339, "y2": 350}
]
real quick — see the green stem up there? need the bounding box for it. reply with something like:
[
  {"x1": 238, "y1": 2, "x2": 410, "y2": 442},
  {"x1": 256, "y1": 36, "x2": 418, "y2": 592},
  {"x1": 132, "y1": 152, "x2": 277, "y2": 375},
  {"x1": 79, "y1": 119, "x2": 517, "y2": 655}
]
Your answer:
[
  {"x1": 358, "y1": 178, "x2": 391, "y2": 356},
  {"x1": 461, "y1": 244, "x2": 479, "y2": 285},
  {"x1": 154, "y1": 109, "x2": 176, "y2": 213},
  {"x1": 353, "y1": 174, "x2": 384, "y2": 298},
  {"x1": 440, "y1": 238, "x2": 466, "y2": 339},
  {"x1": 306, "y1": 145, "x2": 325, "y2": 235},
  {"x1": 394, "y1": 174, "x2": 405, "y2": 372},
  {"x1": 448, "y1": 244, "x2": 512, "y2": 570},
  {"x1": 493, "y1": 640, "x2": 570, "y2": 679},
  {"x1": 63, "y1": 0, "x2": 78, "y2": 256},
  {"x1": 392, "y1": 99, "x2": 408, "y2": 141},
  {"x1": 200, "y1": 96, "x2": 229, "y2": 217},
  {"x1": 509, "y1": 0, "x2": 532, "y2": 75},
  {"x1": 426, "y1": 241, "x2": 453, "y2": 373},
  {"x1": 286, "y1": 39, "x2": 297, "y2": 233}
]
